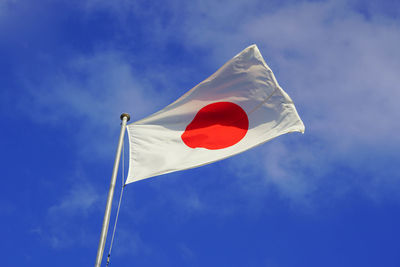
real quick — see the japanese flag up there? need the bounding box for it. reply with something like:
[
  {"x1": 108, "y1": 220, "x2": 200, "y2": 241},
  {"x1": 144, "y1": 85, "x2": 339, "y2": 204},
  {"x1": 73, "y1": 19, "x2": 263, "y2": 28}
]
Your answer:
[{"x1": 126, "y1": 45, "x2": 304, "y2": 184}]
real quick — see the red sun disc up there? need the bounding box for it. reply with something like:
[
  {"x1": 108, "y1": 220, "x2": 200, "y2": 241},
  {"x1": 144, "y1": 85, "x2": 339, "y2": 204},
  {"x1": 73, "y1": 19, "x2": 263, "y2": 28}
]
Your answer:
[{"x1": 181, "y1": 102, "x2": 249, "y2": 150}]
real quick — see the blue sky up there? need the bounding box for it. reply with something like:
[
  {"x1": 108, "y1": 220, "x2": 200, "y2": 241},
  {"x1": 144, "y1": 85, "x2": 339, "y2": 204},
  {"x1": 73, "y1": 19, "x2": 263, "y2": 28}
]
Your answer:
[{"x1": 1, "y1": 0, "x2": 400, "y2": 266}]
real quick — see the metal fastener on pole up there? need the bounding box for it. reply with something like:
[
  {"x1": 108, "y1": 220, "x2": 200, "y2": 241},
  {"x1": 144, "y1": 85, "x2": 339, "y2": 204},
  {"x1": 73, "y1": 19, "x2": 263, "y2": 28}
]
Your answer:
[{"x1": 95, "y1": 113, "x2": 130, "y2": 267}]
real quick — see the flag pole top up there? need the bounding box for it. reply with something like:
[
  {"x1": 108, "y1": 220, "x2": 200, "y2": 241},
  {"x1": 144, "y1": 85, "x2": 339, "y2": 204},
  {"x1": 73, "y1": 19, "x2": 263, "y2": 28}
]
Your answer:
[{"x1": 120, "y1": 113, "x2": 130, "y2": 122}]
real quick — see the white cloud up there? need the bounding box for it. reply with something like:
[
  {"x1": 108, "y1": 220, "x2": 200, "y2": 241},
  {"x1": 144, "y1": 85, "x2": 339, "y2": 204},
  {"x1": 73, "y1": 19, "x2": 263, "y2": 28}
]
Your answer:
[
  {"x1": 23, "y1": 50, "x2": 151, "y2": 122},
  {"x1": 111, "y1": 226, "x2": 150, "y2": 257},
  {"x1": 242, "y1": 0, "x2": 400, "y2": 143},
  {"x1": 236, "y1": 1, "x2": 400, "y2": 202},
  {"x1": 48, "y1": 181, "x2": 100, "y2": 217},
  {"x1": 19, "y1": 49, "x2": 163, "y2": 159},
  {"x1": 43, "y1": 176, "x2": 102, "y2": 248}
]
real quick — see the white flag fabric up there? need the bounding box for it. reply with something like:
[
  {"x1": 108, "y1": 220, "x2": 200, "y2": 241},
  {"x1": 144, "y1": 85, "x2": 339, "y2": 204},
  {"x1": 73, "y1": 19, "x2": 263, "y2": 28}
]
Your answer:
[{"x1": 126, "y1": 45, "x2": 304, "y2": 184}]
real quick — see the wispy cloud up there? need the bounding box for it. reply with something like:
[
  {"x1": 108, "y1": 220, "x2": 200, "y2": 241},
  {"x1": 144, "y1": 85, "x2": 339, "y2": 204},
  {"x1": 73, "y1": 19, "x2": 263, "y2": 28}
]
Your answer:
[
  {"x1": 48, "y1": 181, "x2": 100, "y2": 217},
  {"x1": 111, "y1": 226, "x2": 150, "y2": 257},
  {"x1": 42, "y1": 176, "x2": 102, "y2": 248},
  {"x1": 237, "y1": 0, "x2": 400, "y2": 203},
  {"x1": 19, "y1": 49, "x2": 162, "y2": 159}
]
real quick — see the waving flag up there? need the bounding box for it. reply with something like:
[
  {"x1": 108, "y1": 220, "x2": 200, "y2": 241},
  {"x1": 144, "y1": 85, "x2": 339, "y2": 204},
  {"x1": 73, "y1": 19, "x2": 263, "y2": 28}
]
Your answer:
[{"x1": 126, "y1": 45, "x2": 304, "y2": 184}]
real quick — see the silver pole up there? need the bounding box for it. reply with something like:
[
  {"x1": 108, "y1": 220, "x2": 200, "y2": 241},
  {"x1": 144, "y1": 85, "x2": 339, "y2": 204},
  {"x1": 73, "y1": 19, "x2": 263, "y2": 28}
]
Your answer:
[{"x1": 95, "y1": 113, "x2": 130, "y2": 267}]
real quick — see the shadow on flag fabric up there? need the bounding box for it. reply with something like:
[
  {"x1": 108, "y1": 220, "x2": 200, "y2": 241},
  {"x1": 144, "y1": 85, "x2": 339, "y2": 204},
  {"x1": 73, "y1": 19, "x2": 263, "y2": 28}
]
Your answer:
[{"x1": 126, "y1": 45, "x2": 305, "y2": 184}]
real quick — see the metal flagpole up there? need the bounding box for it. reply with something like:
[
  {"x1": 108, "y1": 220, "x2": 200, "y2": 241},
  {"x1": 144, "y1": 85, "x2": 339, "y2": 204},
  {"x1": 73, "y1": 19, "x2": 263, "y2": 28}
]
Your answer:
[{"x1": 95, "y1": 113, "x2": 130, "y2": 267}]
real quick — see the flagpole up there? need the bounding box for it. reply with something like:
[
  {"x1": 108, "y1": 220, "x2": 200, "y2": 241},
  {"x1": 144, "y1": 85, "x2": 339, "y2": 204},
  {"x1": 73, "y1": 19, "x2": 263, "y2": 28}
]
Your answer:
[{"x1": 95, "y1": 113, "x2": 130, "y2": 267}]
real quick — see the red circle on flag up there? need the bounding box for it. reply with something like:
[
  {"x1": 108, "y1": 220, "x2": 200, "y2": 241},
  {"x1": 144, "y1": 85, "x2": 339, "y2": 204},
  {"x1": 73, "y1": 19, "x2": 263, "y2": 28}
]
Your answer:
[{"x1": 181, "y1": 102, "x2": 249, "y2": 150}]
